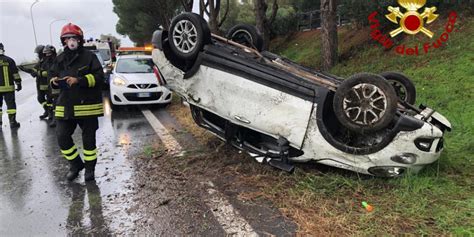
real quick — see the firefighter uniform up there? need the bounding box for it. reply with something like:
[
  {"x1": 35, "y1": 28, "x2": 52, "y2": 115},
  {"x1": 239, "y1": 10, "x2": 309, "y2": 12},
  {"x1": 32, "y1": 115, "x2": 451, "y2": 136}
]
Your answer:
[
  {"x1": 41, "y1": 45, "x2": 58, "y2": 127},
  {"x1": 50, "y1": 42, "x2": 104, "y2": 181},
  {"x1": 0, "y1": 46, "x2": 22, "y2": 128},
  {"x1": 36, "y1": 58, "x2": 51, "y2": 118}
]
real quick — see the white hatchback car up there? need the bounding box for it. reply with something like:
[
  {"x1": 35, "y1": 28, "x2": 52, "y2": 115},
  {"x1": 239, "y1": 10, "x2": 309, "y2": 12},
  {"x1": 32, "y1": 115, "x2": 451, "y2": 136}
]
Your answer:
[
  {"x1": 110, "y1": 55, "x2": 172, "y2": 106},
  {"x1": 150, "y1": 13, "x2": 451, "y2": 177}
]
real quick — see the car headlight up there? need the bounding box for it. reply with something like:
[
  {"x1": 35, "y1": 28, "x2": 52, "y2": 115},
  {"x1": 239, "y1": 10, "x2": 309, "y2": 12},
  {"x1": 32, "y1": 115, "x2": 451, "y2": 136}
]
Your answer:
[
  {"x1": 391, "y1": 153, "x2": 417, "y2": 164},
  {"x1": 113, "y1": 77, "x2": 127, "y2": 86},
  {"x1": 414, "y1": 138, "x2": 434, "y2": 152}
]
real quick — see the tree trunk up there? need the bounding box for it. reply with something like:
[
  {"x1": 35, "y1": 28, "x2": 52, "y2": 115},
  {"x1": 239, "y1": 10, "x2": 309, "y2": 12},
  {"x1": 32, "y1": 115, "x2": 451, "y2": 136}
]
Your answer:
[
  {"x1": 255, "y1": 0, "x2": 278, "y2": 50},
  {"x1": 320, "y1": 0, "x2": 338, "y2": 71},
  {"x1": 200, "y1": 0, "x2": 223, "y2": 34},
  {"x1": 181, "y1": 0, "x2": 194, "y2": 12}
]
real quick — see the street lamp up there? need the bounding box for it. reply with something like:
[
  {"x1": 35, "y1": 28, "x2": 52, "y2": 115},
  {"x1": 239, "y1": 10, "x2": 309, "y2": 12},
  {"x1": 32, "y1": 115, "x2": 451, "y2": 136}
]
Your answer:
[
  {"x1": 30, "y1": 0, "x2": 40, "y2": 46},
  {"x1": 50, "y1": 19, "x2": 67, "y2": 45}
]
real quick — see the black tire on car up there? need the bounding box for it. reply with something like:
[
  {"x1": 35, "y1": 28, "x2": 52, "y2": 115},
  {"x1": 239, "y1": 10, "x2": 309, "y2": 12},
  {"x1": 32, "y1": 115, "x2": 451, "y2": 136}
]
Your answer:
[
  {"x1": 333, "y1": 73, "x2": 398, "y2": 133},
  {"x1": 226, "y1": 24, "x2": 264, "y2": 52},
  {"x1": 380, "y1": 71, "x2": 417, "y2": 105},
  {"x1": 169, "y1": 13, "x2": 211, "y2": 60}
]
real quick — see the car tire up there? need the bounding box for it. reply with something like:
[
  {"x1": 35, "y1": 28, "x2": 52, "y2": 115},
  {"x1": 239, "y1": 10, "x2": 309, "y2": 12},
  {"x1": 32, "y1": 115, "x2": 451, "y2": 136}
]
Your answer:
[
  {"x1": 169, "y1": 13, "x2": 211, "y2": 60},
  {"x1": 380, "y1": 71, "x2": 416, "y2": 105},
  {"x1": 226, "y1": 24, "x2": 264, "y2": 52},
  {"x1": 333, "y1": 73, "x2": 398, "y2": 133}
]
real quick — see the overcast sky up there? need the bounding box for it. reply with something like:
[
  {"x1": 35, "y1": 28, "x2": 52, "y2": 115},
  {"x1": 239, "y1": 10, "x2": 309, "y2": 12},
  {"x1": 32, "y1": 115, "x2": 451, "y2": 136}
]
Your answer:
[{"x1": 0, "y1": 0, "x2": 136, "y2": 63}]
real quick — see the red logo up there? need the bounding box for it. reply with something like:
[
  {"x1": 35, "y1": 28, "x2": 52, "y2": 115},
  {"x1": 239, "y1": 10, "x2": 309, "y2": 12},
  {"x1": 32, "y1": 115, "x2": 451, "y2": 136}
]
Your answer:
[{"x1": 368, "y1": 9, "x2": 458, "y2": 56}]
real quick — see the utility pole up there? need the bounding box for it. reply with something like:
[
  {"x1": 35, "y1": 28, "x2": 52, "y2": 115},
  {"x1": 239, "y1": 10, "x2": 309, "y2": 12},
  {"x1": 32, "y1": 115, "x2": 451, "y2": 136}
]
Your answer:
[{"x1": 30, "y1": 0, "x2": 40, "y2": 46}]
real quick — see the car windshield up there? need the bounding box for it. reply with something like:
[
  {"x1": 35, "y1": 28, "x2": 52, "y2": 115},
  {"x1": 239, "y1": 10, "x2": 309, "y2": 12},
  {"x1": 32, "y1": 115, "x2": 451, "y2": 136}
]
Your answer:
[
  {"x1": 94, "y1": 52, "x2": 105, "y2": 66},
  {"x1": 98, "y1": 48, "x2": 111, "y2": 61},
  {"x1": 115, "y1": 58, "x2": 154, "y2": 73}
]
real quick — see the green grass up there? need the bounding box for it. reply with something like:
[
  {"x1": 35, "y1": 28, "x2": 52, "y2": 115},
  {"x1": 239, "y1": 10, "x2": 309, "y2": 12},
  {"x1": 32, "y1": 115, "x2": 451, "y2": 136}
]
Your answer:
[{"x1": 267, "y1": 15, "x2": 474, "y2": 235}]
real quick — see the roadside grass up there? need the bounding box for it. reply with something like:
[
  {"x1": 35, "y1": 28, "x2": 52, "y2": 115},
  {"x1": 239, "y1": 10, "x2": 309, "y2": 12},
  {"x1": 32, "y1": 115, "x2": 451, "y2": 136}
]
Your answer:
[
  {"x1": 155, "y1": 15, "x2": 474, "y2": 235},
  {"x1": 270, "y1": 14, "x2": 474, "y2": 235}
]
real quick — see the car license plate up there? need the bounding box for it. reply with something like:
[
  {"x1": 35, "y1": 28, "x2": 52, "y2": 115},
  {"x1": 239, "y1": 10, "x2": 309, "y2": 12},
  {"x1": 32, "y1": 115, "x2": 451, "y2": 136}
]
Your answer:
[{"x1": 137, "y1": 92, "x2": 150, "y2": 98}]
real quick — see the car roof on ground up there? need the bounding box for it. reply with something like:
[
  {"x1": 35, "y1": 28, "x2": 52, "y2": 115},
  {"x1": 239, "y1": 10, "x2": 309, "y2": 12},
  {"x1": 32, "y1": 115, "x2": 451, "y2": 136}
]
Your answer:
[{"x1": 116, "y1": 55, "x2": 152, "y2": 60}]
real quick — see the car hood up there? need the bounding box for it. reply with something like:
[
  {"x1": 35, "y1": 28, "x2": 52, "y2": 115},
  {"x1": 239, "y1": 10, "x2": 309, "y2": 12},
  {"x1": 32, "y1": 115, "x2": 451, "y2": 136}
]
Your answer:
[{"x1": 114, "y1": 73, "x2": 157, "y2": 84}]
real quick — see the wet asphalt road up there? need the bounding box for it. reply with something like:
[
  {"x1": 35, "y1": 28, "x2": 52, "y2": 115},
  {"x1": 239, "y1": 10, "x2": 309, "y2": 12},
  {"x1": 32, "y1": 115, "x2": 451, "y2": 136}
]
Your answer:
[
  {"x1": 0, "y1": 72, "x2": 297, "y2": 236},
  {"x1": 0, "y1": 72, "x2": 158, "y2": 235}
]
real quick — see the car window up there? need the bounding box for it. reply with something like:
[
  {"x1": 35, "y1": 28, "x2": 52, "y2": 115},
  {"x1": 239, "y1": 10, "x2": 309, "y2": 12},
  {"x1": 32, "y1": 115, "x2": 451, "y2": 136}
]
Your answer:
[
  {"x1": 98, "y1": 48, "x2": 111, "y2": 61},
  {"x1": 94, "y1": 52, "x2": 105, "y2": 66},
  {"x1": 115, "y1": 58, "x2": 154, "y2": 73}
]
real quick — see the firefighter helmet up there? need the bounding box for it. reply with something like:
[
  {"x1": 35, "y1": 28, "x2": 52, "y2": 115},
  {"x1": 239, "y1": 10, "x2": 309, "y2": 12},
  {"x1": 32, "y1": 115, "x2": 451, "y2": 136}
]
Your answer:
[
  {"x1": 34, "y1": 45, "x2": 45, "y2": 54},
  {"x1": 60, "y1": 23, "x2": 84, "y2": 45},
  {"x1": 43, "y1": 45, "x2": 56, "y2": 55}
]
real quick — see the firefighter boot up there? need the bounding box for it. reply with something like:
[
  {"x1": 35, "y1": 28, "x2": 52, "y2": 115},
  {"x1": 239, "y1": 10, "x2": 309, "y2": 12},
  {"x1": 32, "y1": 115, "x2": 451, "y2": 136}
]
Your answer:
[
  {"x1": 66, "y1": 157, "x2": 85, "y2": 181},
  {"x1": 8, "y1": 114, "x2": 20, "y2": 128},
  {"x1": 48, "y1": 108, "x2": 56, "y2": 128},
  {"x1": 84, "y1": 160, "x2": 97, "y2": 182},
  {"x1": 39, "y1": 106, "x2": 48, "y2": 120}
]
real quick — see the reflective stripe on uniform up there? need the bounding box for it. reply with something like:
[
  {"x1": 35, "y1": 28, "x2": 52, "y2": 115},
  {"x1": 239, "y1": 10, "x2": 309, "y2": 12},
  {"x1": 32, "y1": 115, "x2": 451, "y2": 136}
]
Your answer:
[
  {"x1": 41, "y1": 71, "x2": 47, "y2": 77},
  {"x1": 85, "y1": 74, "x2": 96, "y2": 88},
  {"x1": 83, "y1": 148, "x2": 97, "y2": 161},
  {"x1": 2, "y1": 66, "x2": 9, "y2": 87},
  {"x1": 55, "y1": 105, "x2": 65, "y2": 117},
  {"x1": 61, "y1": 145, "x2": 79, "y2": 160},
  {"x1": 74, "y1": 109, "x2": 103, "y2": 116},
  {"x1": 41, "y1": 101, "x2": 47, "y2": 106},
  {"x1": 0, "y1": 85, "x2": 15, "y2": 92},
  {"x1": 73, "y1": 103, "x2": 103, "y2": 117},
  {"x1": 73, "y1": 103, "x2": 103, "y2": 111},
  {"x1": 39, "y1": 85, "x2": 48, "y2": 90},
  {"x1": 61, "y1": 145, "x2": 77, "y2": 155},
  {"x1": 46, "y1": 103, "x2": 53, "y2": 107},
  {"x1": 7, "y1": 109, "x2": 16, "y2": 115}
]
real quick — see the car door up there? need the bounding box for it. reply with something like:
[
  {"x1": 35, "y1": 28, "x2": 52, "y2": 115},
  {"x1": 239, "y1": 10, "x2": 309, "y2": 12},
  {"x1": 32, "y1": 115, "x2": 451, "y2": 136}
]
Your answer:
[{"x1": 187, "y1": 65, "x2": 314, "y2": 149}]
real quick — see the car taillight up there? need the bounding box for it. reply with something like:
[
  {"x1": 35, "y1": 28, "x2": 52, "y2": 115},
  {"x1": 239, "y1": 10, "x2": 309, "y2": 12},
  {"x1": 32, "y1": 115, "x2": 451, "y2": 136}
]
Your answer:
[{"x1": 153, "y1": 65, "x2": 165, "y2": 86}]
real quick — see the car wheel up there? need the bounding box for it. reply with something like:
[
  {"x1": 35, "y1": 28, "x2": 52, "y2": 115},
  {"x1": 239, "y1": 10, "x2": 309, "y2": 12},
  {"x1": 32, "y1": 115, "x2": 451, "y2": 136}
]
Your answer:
[
  {"x1": 226, "y1": 24, "x2": 264, "y2": 52},
  {"x1": 380, "y1": 71, "x2": 416, "y2": 105},
  {"x1": 169, "y1": 13, "x2": 211, "y2": 60},
  {"x1": 333, "y1": 73, "x2": 398, "y2": 133}
]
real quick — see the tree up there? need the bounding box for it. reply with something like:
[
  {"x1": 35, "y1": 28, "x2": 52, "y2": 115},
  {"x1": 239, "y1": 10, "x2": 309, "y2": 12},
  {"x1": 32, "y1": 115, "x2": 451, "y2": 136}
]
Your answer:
[
  {"x1": 254, "y1": 0, "x2": 279, "y2": 50},
  {"x1": 320, "y1": 0, "x2": 337, "y2": 70},
  {"x1": 113, "y1": 0, "x2": 181, "y2": 45},
  {"x1": 100, "y1": 34, "x2": 121, "y2": 49},
  {"x1": 180, "y1": 0, "x2": 194, "y2": 12},
  {"x1": 200, "y1": 0, "x2": 230, "y2": 33}
]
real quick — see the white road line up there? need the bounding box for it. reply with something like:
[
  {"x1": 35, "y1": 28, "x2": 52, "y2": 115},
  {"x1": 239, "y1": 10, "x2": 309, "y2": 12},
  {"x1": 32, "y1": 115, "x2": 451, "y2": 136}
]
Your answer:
[
  {"x1": 141, "y1": 109, "x2": 184, "y2": 156},
  {"x1": 142, "y1": 109, "x2": 257, "y2": 235},
  {"x1": 203, "y1": 181, "x2": 259, "y2": 237}
]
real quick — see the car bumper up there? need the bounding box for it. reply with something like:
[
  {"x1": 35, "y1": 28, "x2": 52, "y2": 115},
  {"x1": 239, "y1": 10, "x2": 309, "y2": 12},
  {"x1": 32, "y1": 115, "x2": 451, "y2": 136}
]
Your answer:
[
  {"x1": 298, "y1": 109, "x2": 450, "y2": 177},
  {"x1": 110, "y1": 84, "x2": 172, "y2": 105}
]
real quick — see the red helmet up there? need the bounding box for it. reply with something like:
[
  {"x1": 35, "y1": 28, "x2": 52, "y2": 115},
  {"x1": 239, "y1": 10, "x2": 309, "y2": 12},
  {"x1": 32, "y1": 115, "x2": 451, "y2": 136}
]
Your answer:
[{"x1": 60, "y1": 23, "x2": 84, "y2": 45}]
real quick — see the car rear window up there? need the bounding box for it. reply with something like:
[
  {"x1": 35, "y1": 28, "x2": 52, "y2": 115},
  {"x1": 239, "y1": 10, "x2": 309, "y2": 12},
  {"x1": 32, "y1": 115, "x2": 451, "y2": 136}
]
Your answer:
[
  {"x1": 98, "y1": 48, "x2": 111, "y2": 61},
  {"x1": 115, "y1": 58, "x2": 154, "y2": 73}
]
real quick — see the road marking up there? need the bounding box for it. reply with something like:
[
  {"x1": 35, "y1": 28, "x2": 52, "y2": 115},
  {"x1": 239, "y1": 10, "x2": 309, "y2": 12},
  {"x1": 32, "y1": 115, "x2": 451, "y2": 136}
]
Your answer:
[
  {"x1": 141, "y1": 109, "x2": 184, "y2": 156},
  {"x1": 142, "y1": 109, "x2": 256, "y2": 235},
  {"x1": 203, "y1": 181, "x2": 258, "y2": 236}
]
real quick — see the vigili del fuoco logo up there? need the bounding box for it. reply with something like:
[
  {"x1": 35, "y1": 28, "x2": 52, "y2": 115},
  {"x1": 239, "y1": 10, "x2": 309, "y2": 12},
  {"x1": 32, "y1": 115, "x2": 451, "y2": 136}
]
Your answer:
[{"x1": 368, "y1": 0, "x2": 458, "y2": 56}]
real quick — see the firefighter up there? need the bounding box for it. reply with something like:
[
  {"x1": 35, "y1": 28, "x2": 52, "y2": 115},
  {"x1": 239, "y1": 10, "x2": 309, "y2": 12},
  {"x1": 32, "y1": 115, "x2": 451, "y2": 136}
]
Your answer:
[
  {"x1": 0, "y1": 43, "x2": 22, "y2": 129},
  {"x1": 42, "y1": 45, "x2": 58, "y2": 127},
  {"x1": 49, "y1": 23, "x2": 104, "y2": 181},
  {"x1": 18, "y1": 45, "x2": 49, "y2": 119}
]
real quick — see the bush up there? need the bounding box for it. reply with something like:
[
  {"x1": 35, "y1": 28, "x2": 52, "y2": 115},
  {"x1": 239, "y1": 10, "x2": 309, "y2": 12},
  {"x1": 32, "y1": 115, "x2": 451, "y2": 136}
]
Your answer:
[{"x1": 271, "y1": 6, "x2": 298, "y2": 36}]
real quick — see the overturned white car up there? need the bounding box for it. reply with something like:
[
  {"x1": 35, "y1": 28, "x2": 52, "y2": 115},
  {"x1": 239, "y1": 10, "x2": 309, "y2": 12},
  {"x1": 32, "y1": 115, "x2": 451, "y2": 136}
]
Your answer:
[{"x1": 151, "y1": 13, "x2": 451, "y2": 177}]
